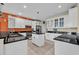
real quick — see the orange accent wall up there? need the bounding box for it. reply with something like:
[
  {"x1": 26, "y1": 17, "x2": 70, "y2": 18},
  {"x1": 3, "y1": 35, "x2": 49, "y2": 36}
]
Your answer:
[{"x1": 0, "y1": 13, "x2": 8, "y2": 32}]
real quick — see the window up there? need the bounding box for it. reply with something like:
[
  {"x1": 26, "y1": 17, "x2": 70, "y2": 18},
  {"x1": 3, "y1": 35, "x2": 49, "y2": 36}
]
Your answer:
[
  {"x1": 59, "y1": 18, "x2": 64, "y2": 27},
  {"x1": 54, "y1": 19, "x2": 58, "y2": 27}
]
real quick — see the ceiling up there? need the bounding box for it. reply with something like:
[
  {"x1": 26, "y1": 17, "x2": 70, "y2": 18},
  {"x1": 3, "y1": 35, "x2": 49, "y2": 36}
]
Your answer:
[{"x1": 2, "y1": 3, "x2": 77, "y2": 20}]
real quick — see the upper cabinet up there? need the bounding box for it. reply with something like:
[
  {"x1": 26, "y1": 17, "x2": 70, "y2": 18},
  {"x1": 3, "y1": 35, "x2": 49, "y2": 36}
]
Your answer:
[
  {"x1": 46, "y1": 15, "x2": 66, "y2": 29},
  {"x1": 68, "y1": 7, "x2": 79, "y2": 27},
  {"x1": 46, "y1": 7, "x2": 79, "y2": 30},
  {"x1": 46, "y1": 19, "x2": 53, "y2": 28},
  {"x1": 8, "y1": 15, "x2": 32, "y2": 28},
  {"x1": 15, "y1": 18, "x2": 32, "y2": 28},
  {"x1": 53, "y1": 16, "x2": 65, "y2": 28},
  {"x1": 15, "y1": 18, "x2": 25, "y2": 28},
  {"x1": 8, "y1": 16, "x2": 15, "y2": 28}
]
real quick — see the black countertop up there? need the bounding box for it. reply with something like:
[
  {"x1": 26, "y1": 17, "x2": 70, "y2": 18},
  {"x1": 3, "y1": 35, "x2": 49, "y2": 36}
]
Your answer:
[
  {"x1": 0, "y1": 37, "x2": 6, "y2": 39},
  {"x1": 54, "y1": 34, "x2": 79, "y2": 46},
  {"x1": 47, "y1": 31, "x2": 68, "y2": 34},
  {"x1": 4, "y1": 38, "x2": 27, "y2": 44},
  {"x1": 32, "y1": 32, "x2": 44, "y2": 34},
  {"x1": 54, "y1": 38, "x2": 79, "y2": 45}
]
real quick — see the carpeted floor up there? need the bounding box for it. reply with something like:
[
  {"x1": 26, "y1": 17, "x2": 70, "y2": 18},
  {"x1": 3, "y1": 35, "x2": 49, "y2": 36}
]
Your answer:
[{"x1": 27, "y1": 40, "x2": 55, "y2": 55}]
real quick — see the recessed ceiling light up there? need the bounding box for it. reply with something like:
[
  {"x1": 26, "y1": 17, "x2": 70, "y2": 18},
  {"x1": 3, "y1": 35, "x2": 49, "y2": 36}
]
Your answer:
[
  {"x1": 58, "y1": 5, "x2": 62, "y2": 8},
  {"x1": 18, "y1": 13, "x2": 22, "y2": 15},
  {"x1": 23, "y1": 5, "x2": 27, "y2": 8}
]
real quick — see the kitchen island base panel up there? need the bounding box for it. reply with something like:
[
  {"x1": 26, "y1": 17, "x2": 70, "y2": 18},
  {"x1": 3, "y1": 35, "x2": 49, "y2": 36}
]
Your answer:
[{"x1": 32, "y1": 34, "x2": 45, "y2": 47}]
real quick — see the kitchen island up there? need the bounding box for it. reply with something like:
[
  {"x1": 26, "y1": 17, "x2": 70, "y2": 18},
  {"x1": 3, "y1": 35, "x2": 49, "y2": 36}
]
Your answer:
[{"x1": 32, "y1": 33, "x2": 45, "y2": 47}]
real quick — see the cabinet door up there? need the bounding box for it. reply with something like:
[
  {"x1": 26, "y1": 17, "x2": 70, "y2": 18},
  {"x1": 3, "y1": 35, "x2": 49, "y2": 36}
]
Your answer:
[
  {"x1": 24, "y1": 20, "x2": 32, "y2": 26},
  {"x1": 5, "y1": 40, "x2": 27, "y2": 55},
  {"x1": 55, "y1": 40, "x2": 79, "y2": 55},
  {"x1": 32, "y1": 34, "x2": 36, "y2": 43},
  {"x1": 45, "y1": 33, "x2": 49, "y2": 40},
  {"x1": 15, "y1": 18, "x2": 25, "y2": 28},
  {"x1": 8, "y1": 17, "x2": 15, "y2": 28},
  {"x1": 0, "y1": 39, "x2": 4, "y2": 55},
  {"x1": 69, "y1": 7, "x2": 78, "y2": 27}
]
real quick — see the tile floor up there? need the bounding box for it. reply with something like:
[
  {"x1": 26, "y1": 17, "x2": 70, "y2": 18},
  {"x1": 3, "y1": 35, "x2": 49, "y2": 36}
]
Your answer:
[{"x1": 27, "y1": 40, "x2": 55, "y2": 55}]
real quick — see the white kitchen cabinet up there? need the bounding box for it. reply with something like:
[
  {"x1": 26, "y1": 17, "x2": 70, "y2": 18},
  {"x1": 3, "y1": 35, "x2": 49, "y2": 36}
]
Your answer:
[
  {"x1": 45, "y1": 33, "x2": 62, "y2": 41},
  {"x1": 0, "y1": 39, "x2": 4, "y2": 55},
  {"x1": 46, "y1": 7, "x2": 79, "y2": 30},
  {"x1": 15, "y1": 18, "x2": 32, "y2": 28},
  {"x1": 8, "y1": 16, "x2": 32, "y2": 28},
  {"x1": 62, "y1": 15, "x2": 68, "y2": 27},
  {"x1": 24, "y1": 20, "x2": 32, "y2": 26},
  {"x1": 32, "y1": 34, "x2": 45, "y2": 47},
  {"x1": 15, "y1": 18, "x2": 25, "y2": 28},
  {"x1": 4, "y1": 40, "x2": 27, "y2": 55},
  {"x1": 8, "y1": 16, "x2": 15, "y2": 28},
  {"x1": 68, "y1": 7, "x2": 78, "y2": 27},
  {"x1": 46, "y1": 19, "x2": 53, "y2": 28},
  {"x1": 54, "y1": 40, "x2": 79, "y2": 55},
  {"x1": 46, "y1": 15, "x2": 68, "y2": 31},
  {"x1": 46, "y1": 20, "x2": 53, "y2": 31}
]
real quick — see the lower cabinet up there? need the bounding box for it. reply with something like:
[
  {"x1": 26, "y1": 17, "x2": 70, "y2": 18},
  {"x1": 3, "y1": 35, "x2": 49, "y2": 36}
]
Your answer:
[
  {"x1": 54, "y1": 40, "x2": 79, "y2": 55},
  {"x1": 0, "y1": 39, "x2": 4, "y2": 55},
  {"x1": 45, "y1": 33, "x2": 62, "y2": 41},
  {"x1": 4, "y1": 40, "x2": 27, "y2": 55}
]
